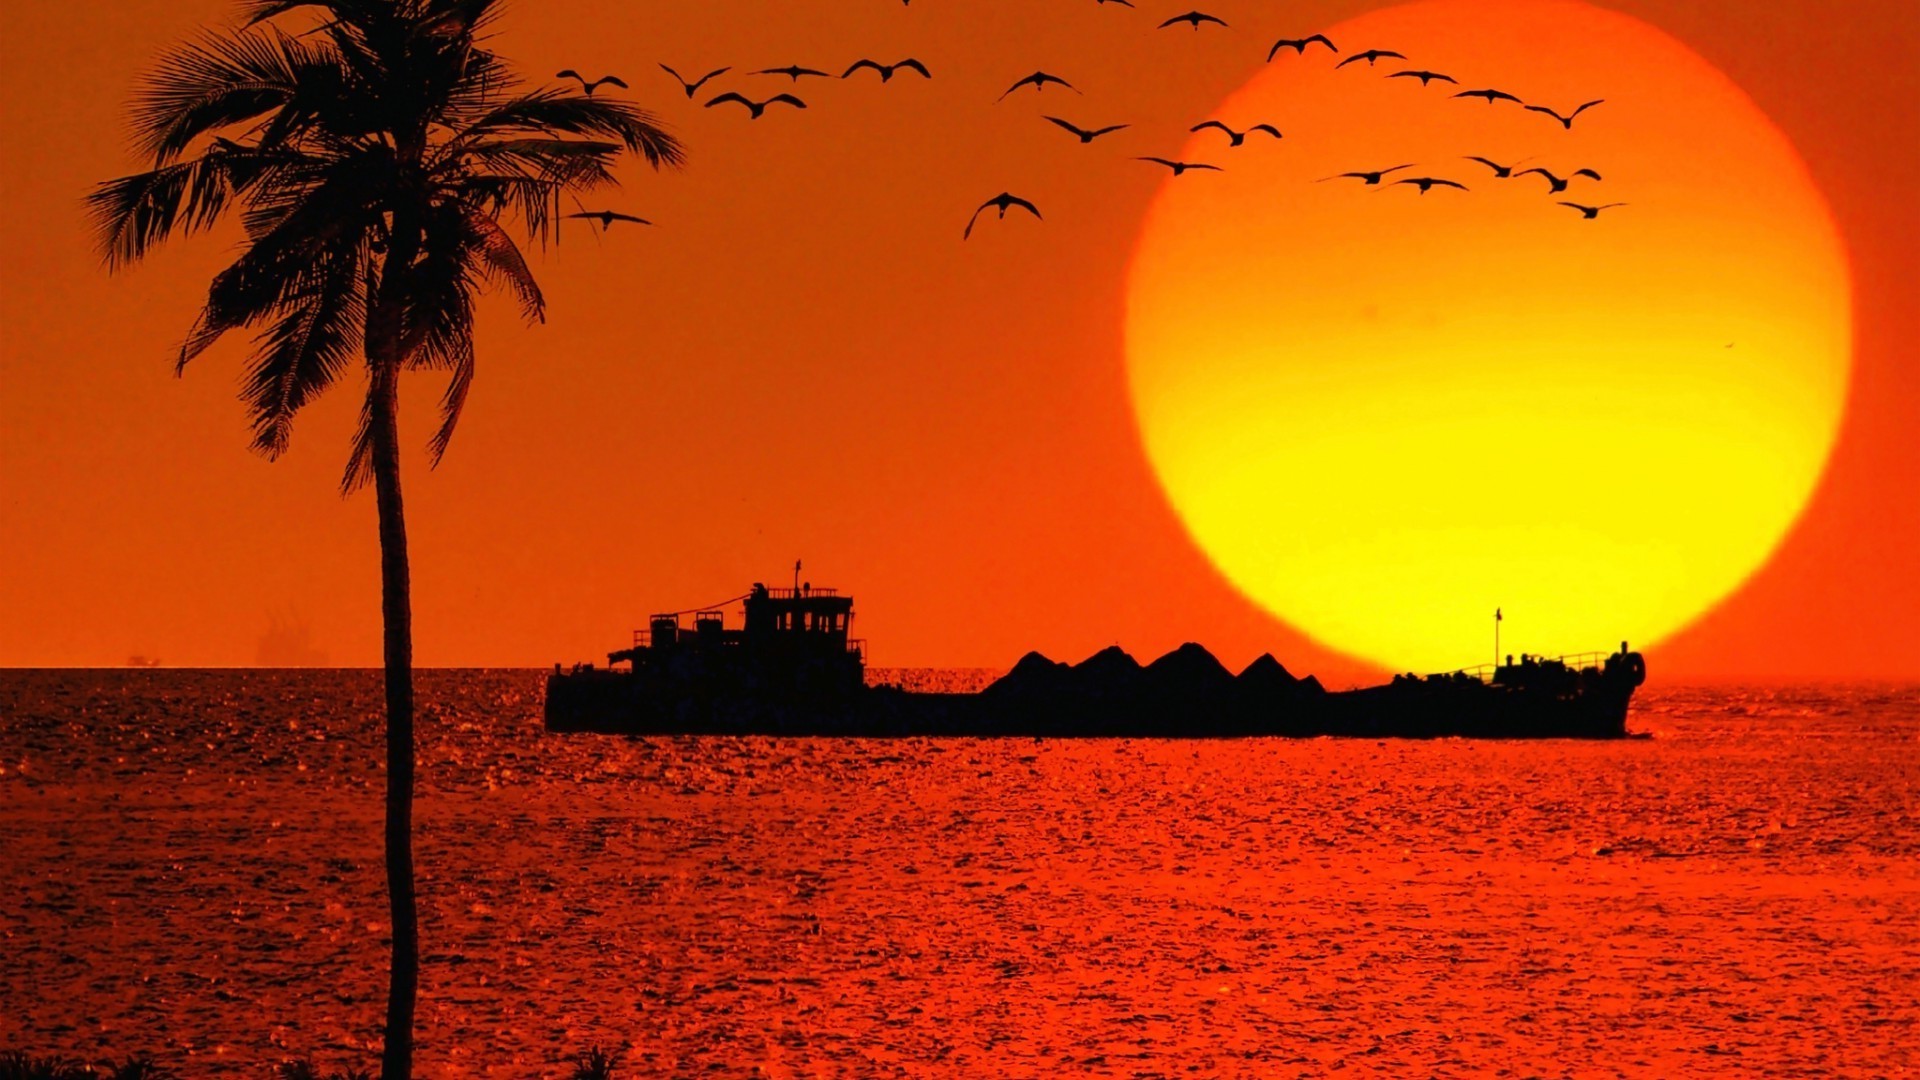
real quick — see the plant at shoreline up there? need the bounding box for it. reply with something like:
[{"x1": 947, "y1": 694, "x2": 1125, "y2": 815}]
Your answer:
[
  {"x1": 568, "y1": 1046, "x2": 620, "y2": 1080},
  {"x1": 4, "y1": 1049, "x2": 626, "y2": 1079},
  {"x1": 0, "y1": 1054, "x2": 82, "y2": 1080},
  {"x1": 90, "y1": 3, "x2": 684, "y2": 1076},
  {"x1": 276, "y1": 1058, "x2": 374, "y2": 1080},
  {"x1": 0, "y1": 1054, "x2": 175, "y2": 1080}
]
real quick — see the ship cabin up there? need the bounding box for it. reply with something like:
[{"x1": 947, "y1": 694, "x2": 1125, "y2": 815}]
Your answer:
[
  {"x1": 607, "y1": 582, "x2": 865, "y2": 671},
  {"x1": 1485, "y1": 641, "x2": 1645, "y2": 695}
]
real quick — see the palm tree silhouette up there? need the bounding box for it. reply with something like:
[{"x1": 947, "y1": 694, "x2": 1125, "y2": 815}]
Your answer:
[{"x1": 87, "y1": 3, "x2": 684, "y2": 1077}]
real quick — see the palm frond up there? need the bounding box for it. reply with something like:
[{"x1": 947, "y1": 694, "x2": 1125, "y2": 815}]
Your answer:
[
  {"x1": 461, "y1": 208, "x2": 544, "y2": 322},
  {"x1": 425, "y1": 336, "x2": 475, "y2": 464},
  {"x1": 398, "y1": 203, "x2": 480, "y2": 462},
  {"x1": 340, "y1": 391, "x2": 377, "y2": 493},
  {"x1": 133, "y1": 27, "x2": 341, "y2": 163},
  {"x1": 454, "y1": 173, "x2": 566, "y2": 245},
  {"x1": 237, "y1": 142, "x2": 388, "y2": 241},
  {"x1": 90, "y1": 140, "x2": 325, "y2": 268},
  {"x1": 180, "y1": 154, "x2": 380, "y2": 369},
  {"x1": 449, "y1": 90, "x2": 685, "y2": 168},
  {"x1": 240, "y1": 0, "x2": 386, "y2": 30},
  {"x1": 421, "y1": 0, "x2": 508, "y2": 37},
  {"x1": 444, "y1": 47, "x2": 519, "y2": 118},
  {"x1": 446, "y1": 138, "x2": 622, "y2": 184},
  {"x1": 89, "y1": 155, "x2": 237, "y2": 269},
  {"x1": 241, "y1": 235, "x2": 368, "y2": 456}
]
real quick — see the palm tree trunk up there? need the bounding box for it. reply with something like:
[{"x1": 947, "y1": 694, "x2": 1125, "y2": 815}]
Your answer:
[{"x1": 369, "y1": 351, "x2": 418, "y2": 1080}]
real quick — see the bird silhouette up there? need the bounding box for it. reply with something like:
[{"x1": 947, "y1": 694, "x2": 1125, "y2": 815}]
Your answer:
[
  {"x1": 1190, "y1": 121, "x2": 1281, "y2": 147},
  {"x1": 1268, "y1": 35, "x2": 1337, "y2": 60},
  {"x1": 556, "y1": 71, "x2": 627, "y2": 96},
  {"x1": 1159, "y1": 10, "x2": 1228, "y2": 29},
  {"x1": 1515, "y1": 167, "x2": 1601, "y2": 193},
  {"x1": 1560, "y1": 201, "x2": 1627, "y2": 219},
  {"x1": 843, "y1": 58, "x2": 931, "y2": 82},
  {"x1": 705, "y1": 92, "x2": 807, "y2": 119},
  {"x1": 1094, "y1": 0, "x2": 1135, "y2": 6},
  {"x1": 754, "y1": 64, "x2": 833, "y2": 81},
  {"x1": 1528, "y1": 100, "x2": 1605, "y2": 129},
  {"x1": 1336, "y1": 49, "x2": 1407, "y2": 68},
  {"x1": 1138, "y1": 157, "x2": 1222, "y2": 176},
  {"x1": 1387, "y1": 69, "x2": 1456, "y2": 86},
  {"x1": 1454, "y1": 88, "x2": 1524, "y2": 105},
  {"x1": 1392, "y1": 177, "x2": 1469, "y2": 194},
  {"x1": 1463, "y1": 155, "x2": 1532, "y2": 178},
  {"x1": 567, "y1": 210, "x2": 652, "y2": 230},
  {"x1": 1045, "y1": 116, "x2": 1129, "y2": 143},
  {"x1": 1320, "y1": 164, "x2": 1415, "y2": 185},
  {"x1": 999, "y1": 72, "x2": 1080, "y2": 101},
  {"x1": 965, "y1": 193, "x2": 1042, "y2": 239},
  {"x1": 659, "y1": 64, "x2": 729, "y2": 99}
]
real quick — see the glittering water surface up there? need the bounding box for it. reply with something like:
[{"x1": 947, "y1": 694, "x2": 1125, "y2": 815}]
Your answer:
[{"x1": 2, "y1": 671, "x2": 1916, "y2": 1078}]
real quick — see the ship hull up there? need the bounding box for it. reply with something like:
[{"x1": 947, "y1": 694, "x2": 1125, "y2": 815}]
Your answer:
[{"x1": 542, "y1": 664, "x2": 1641, "y2": 740}]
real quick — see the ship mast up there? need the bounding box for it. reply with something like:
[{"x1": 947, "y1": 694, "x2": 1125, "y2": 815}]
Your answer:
[{"x1": 1494, "y1": 607, "x2": 1502, "y2": 671}]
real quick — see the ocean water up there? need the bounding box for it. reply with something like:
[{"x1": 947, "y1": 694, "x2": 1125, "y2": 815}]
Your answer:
[{"x1": 1, "y1": 670, "x2": 1915, "y2": 1078}]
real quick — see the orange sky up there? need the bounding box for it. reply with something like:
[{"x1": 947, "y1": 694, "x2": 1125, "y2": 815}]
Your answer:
[{"x1": 0, "y1": 0, "x2": 1915, "y2": 681}]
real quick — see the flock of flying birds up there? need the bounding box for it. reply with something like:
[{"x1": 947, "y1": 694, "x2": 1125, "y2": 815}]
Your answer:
[{"x1": 559, "y1": 4, "x2": 1627, "y2": 241}]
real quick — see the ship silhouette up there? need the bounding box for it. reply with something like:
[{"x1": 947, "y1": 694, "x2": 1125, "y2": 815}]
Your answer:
[{"x1": 545, "y1": 579, "x2": 1646, "y2": 738}]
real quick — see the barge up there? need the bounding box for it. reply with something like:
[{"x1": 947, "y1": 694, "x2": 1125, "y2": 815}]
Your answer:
[{"x1": 544, "y1": 579, "x2": 1645, "y2": 738}]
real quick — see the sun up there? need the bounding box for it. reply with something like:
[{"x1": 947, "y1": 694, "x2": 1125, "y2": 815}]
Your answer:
[{"x1": 1124, "y1": 0, "x2": 1851, "y2": 673}]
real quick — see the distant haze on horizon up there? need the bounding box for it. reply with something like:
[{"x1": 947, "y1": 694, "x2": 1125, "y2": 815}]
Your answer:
[{"x1": 1, "y1": 0, "x2": 1916, "y2": 680}]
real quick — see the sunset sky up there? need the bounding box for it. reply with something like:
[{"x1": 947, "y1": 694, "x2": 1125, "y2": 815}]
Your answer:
[{"x1": 1, "y1": 0, "x2": 1915, "y2": 681}]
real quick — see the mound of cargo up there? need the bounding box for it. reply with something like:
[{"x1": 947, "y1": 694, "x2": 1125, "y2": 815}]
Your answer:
[{"x1": 976, "y1": 643, "x2": 1327, "y2": 736}]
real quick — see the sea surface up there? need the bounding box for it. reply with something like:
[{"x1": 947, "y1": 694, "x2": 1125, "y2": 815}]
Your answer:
[{"x1": 1, "y1": 670, "x2": 1916, "y2": 1078}]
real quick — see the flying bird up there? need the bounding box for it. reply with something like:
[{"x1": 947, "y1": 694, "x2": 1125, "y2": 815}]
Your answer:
[
  {"x1": 1094, "y1": 0, "x2": 1135, "y2": 6},
  {"x1": 1336, "y1": 49, "x2": 1407, "y2": 68},
  {"x1": 965, "y1": 193, "x2": 1042, "y2": 239},
  {"x1": 1560, "y1": 201, "x2": 1627, "y2": 219},
  {"x1": 1137, "y1": 157, "x2": 1222, "y2": 176},
  {"x1": 1387, "y1": 69, "x2": 1456, "y2": 86},
  {"x1": 1045, "y1": 116, "x2": 1129, "y2": 143},
  {"x1": 1190, "y1": 120, "x2": 1281, "y2": 147},
  {"x1": 843, "y1": 58, "x2": 931, "y2": 82},
  {"x1": 1528, "y1": 100, "x2": 1605, "y2": 129},
  {"x1": 705, "y1": 92, "x2": 807, "y2": 119},
  {"x1": 999, "y1": 71, "x2": 1080, "y2": 101},
  {"x1": 1268, "y1": 35, "x2": 1337, "y2": 60},
  {"x1": 1515, "y1": 167, "x2": 1602, "y2": 193},
  {"x1": 754, "y1": 64, "x2": 833, "y2": 81},
  {"x1": 1320, "y1": 164, "x2": 1415, "y2": 185},
  {"x1": 567, "y1": 210, "x2": 652, "y2": 230},
  {"x1": 556, "y1": 70, "x2": 627, "y2": 96},
  {"x1": 1392, "y1": 177, "x2": 1469, "y2": 194},
  {"x1": 1463, "y1": 155, "x2": 1531, "y2": 178},
  {"x1": 1454, "y1": 88, "x2": 1524, "y2": 105},
  {"x1": 1159, "y1": 10, "x2": 1228, "y2": 30},
  {"x1": 660, "y1": 64, "x2": 729, "y2": 98}
]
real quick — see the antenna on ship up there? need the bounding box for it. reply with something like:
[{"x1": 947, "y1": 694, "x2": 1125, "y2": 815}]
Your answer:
[{"x1": 1494, "y1": 607, "x2": 1502, "y2": 671}]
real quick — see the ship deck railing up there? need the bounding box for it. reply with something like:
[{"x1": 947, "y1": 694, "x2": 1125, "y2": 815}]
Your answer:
[
  {"x1": 1443, "y1": 651, "x2": 1619, "y2": 683},
  {"x1": 629, "y1": 628, "x2": 867, "y2": 658}
]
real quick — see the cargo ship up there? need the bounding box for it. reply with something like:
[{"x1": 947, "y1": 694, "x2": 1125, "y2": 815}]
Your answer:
[{"x1": 544, "y1": 579, "x2": 1646, "y2": 738}]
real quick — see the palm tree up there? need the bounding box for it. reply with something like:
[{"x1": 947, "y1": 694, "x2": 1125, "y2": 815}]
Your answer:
[{"x1": 88, "y1": 3, "x2": 684, "y2": 1076}]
